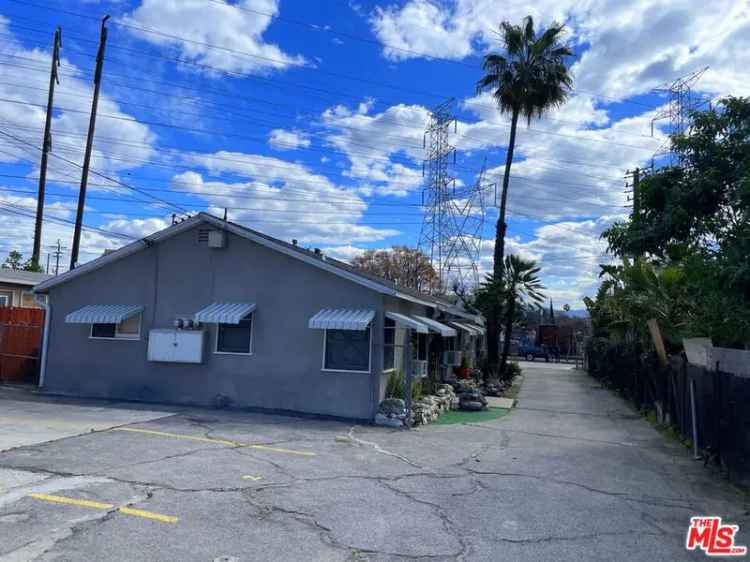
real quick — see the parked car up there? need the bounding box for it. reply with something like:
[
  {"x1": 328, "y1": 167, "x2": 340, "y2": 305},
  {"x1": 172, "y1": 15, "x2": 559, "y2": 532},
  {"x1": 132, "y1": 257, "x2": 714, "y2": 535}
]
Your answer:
[{"x1": 518, "y1": 343, "x2": 549, "y2": 362}]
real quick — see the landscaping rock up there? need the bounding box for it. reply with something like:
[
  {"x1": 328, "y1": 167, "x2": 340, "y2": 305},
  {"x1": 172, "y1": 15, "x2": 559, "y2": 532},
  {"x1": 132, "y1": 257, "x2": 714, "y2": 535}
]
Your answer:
[
  {"x1": 379, "y1": 398, "x2": 406, "y2": 417},
  {"x1": 376, "y1": 398, "x2": 407, "y2": 427},
  {"x1": 459, "y1": 388, "x2": 488, "y2": 411},
  {"x1": 461, "y1": 400, "x2": 485, "y2": 411},
  {"x1": 375, "y1": 413, "x2": 405, "y2": 428}
]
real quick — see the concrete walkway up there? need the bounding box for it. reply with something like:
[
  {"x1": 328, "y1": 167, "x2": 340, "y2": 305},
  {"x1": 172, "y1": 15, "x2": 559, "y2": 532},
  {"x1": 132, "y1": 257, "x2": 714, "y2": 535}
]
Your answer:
[
  {"x1": 0, "y1": 390, "x2": 172, "y2": 451},
  {"x1": 481, "y1": 361, "x2": 749, "y2": 560}
]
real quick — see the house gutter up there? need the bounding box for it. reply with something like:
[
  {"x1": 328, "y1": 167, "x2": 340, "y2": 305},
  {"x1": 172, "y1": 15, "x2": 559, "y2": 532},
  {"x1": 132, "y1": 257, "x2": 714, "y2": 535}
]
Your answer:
[{"x1": 34, "y1": 293, "x2": 51, "y2": 388}]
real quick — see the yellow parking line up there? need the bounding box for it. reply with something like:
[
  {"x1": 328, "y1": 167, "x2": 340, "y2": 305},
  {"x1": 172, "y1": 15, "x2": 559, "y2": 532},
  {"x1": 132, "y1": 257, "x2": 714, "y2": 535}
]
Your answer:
[
  {"x1": 112, "y1": 427, "x2": 239, "y2": 446},
  {"x1": 110, "y1": 426, "x2": 316, "y2": 457},
  {"x1": 119, "y1": 507, "x2": 178, "y2": 523},
  {"x1": 29, "y1": 493, "x2": 177, "y2": 523},
  {"x1": 30, "y1": 493, "x2": 114, "y2": 510},
  {"x1": 246, "y1": 444, "x2": 315, "y2": 456}
]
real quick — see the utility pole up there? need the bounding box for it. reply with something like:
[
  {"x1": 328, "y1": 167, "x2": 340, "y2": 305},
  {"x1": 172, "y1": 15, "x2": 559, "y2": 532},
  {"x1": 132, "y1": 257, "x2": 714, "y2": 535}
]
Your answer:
[
  {"x1": 625, "y1": 167, "x2": 642, "y2": 215},
  {"x1": 50, "y1": 239, "x2": 65, "y2": 276},
  {"x1": 70, "y1": 15, "x2": 109, "y2": 270},
  {"x1": 32, "y1": 27, "x2": 62, "y2": 268}
]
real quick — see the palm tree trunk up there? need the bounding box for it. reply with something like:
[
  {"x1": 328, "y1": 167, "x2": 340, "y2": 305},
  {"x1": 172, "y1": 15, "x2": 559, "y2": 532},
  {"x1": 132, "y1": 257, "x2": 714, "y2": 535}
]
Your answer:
[
  {"x1": 494, "y1": 107, "x2": 520, "y2": 275},
  {"x1": 500, "y1": 296, "x2": 515, "y2": 376},
  {"x1": 487, "y1": 106, "x2": 520, "y2": 373}
]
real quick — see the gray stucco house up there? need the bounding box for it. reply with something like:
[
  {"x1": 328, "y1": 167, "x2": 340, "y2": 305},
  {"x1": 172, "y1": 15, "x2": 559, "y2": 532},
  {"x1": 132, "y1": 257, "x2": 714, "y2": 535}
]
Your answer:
[{"x1": 34, "y1": 213, "x2": 485, "y2": 421}]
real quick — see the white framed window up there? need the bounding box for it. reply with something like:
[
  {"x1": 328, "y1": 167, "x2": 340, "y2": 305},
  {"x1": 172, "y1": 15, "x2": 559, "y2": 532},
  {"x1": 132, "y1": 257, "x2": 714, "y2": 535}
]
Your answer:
[
  {"x1": 383, "y1": 317, "x2": 396, "y2": 372},
  {"x1": 0, "y1": 294, "x2": 9, "y2": 307},
  {"x1": 322, "y1": 326, "x2": 371, "y2": 373},
  {"x1": 214, "y1": 314, "x2": 254, "y2": 355},
  {"x1": 90, "y1": 313, "x2": 142, "y2": 340}
]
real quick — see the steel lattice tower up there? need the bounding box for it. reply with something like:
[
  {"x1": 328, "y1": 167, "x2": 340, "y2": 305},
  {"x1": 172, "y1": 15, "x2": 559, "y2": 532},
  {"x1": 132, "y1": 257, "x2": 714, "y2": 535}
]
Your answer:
[
  {"x1": 651, "y1": 67, "x2": 709, "y2": 166},
  {"x1": 418, "y1": 100, "x2": 486, "y2": 292}
]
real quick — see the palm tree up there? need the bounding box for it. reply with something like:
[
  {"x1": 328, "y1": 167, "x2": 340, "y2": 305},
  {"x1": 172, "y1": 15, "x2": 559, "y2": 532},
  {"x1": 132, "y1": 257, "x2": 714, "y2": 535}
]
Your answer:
[
  {"x1": 477, "y1": 255, "x2": 545, "y2": 376},
  {"x1": 477, "y1": 15, "x2": 573, "y2": 369}
]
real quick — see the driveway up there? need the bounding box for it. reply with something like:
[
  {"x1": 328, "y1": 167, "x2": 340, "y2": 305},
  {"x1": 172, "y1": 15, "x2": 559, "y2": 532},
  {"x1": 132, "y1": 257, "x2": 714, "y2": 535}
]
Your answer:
[{"x1": 0, "y1": 363, "x2": 747, "y2": 561}]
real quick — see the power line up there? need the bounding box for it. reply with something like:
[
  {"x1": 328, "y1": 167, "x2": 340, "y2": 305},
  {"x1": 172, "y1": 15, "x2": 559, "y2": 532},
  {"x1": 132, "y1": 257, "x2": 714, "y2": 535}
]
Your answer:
[
  {"x1": 0, "y1": 53, "x2": 660, "y2": 174},
  {"x1": 3, "y1": 2, "x2": 662, "y2": 113},
  {"x1": 0, "y1": 125, "x2": 190, "y2": 214}
]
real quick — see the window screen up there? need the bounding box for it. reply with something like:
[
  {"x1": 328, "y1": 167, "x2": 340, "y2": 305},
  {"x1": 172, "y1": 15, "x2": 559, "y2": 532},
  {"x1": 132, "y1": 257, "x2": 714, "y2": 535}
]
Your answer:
[
  {"x1": 325, "y1": 327, "x2": 370, "y2": 371},
  {"x1": 90, "y1": 313, "x2": 141, "y2": 340},
  {"x1": 383, "y1": 318, "x2": 395, "y2": 371},
  {"x1": 417, "y1": 333, "x2": 428, "y2": 361},
  {"x1": 217, "y1": 316, "x2": 253, "y2": 354},
  {"x1": 91, "y1": 323, "x2": 117, "y2": 338},
  {"x1": 117, "y1": 314, "x2": 140, "y2": 337}
]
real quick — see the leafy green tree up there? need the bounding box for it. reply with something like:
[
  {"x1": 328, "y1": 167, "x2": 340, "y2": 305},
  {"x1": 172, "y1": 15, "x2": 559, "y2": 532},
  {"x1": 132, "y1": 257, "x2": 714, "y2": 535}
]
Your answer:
[
  {"x1": 2, "y1": 251, "x2": 23, "y2": 270},
  {"x1": 584, "y1": 258, "x2": 688, "y2": 349},
  {"x1": 2, "y1": 251, "x2": 44, "y2": 272},
  {"x1": 476, "y1": 255, "x2": 545, "y2": 377},
  {"x1": 603, "y1": 97, "x2": 750, "y2": 348},
  {"x1": 477, "y1": 15, "x2": 573, "y2": 369}
]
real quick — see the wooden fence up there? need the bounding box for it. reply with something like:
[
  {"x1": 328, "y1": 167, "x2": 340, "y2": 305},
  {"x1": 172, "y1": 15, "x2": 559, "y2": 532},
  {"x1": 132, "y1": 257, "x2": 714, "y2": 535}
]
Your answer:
[{"x1": 0, "y1": 307, "x2": 44, "y2": 384}]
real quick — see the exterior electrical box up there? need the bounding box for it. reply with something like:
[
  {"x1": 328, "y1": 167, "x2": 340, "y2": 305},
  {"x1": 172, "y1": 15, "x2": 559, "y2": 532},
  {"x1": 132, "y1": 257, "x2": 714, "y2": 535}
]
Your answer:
[
  {"x1": 207, "y1": 230, "x2": 226, "y2": 248},
  {"x1": 147, "y1": 329, "x2": 205, "y2": 363}
]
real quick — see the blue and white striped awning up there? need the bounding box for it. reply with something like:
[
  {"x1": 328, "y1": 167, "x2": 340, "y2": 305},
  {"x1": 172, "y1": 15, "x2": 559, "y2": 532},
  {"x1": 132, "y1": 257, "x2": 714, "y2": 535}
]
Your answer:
[
  {"x1": 194, "y1": 302, "x2": 256, "y2": 324},
  {"x1": 65, "y1": 304, "x2": 143, "y2": 324},
  {"x1": 450, "y1": 321, "x2": 484, "y2": 336},
  {"x1": 309, "y1": 309, "x2": 374, "y2": 331},
  {"x1": 414, "y1": 315, "x2": 457, "y2": 337},
  {"x1": 385, "y1": 312, "x2": 429, "y2": 333},
  {"x1": 469, "y1": 322, "x2": 486, "y2": 335}
]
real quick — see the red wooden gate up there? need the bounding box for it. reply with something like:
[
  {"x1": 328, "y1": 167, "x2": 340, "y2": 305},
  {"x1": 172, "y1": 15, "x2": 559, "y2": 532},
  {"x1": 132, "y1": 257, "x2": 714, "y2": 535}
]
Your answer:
[{"x1": 0, "y1": 307, "x2": 44, "y2": 384}]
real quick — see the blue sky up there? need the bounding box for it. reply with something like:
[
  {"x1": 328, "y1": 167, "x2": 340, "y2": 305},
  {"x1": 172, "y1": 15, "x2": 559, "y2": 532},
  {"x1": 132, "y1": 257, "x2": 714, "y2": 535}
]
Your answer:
[{"x1": 0, "y1": 0, "x2": 748, "y2": 305}]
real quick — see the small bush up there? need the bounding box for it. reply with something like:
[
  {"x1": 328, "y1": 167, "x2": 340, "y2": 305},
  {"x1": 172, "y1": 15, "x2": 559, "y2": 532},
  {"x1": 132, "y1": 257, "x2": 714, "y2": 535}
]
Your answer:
[
  {"x1": 385, "y1": 370, "x2": 423, "y2": 401},
  {"x1": 505, "y1": 361, "x2": 522, "y2": 380}
]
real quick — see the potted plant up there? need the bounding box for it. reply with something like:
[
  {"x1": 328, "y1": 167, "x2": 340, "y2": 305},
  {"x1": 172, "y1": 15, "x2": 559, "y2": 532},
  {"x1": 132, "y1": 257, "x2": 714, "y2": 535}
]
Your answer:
[{"x1": 456, "y1": 354, "x2": 470, "y2": 379}]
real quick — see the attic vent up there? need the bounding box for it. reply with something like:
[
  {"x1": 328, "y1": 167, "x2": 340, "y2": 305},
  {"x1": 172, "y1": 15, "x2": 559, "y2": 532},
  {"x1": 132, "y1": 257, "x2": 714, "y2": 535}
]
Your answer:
[{"x1": 197, "y1": 228, "x2": 210, "y2": 244}]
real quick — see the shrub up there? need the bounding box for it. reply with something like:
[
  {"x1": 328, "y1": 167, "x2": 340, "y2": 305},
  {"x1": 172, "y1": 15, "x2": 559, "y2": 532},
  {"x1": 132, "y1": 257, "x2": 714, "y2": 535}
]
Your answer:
[
  {"x1": 385, "y1": 370, "x2": 423, "y2": 401},
  {"x1": 505, "y1": 361, "x2": 522, "y2": 380}
]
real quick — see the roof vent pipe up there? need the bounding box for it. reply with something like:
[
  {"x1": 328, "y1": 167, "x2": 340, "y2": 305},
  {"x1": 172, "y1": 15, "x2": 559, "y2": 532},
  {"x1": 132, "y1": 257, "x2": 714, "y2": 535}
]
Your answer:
[
  {"x1": 292, "y1": 239, "x2": 298, "y2": 246},
  {"x1": 314, "y1": 248, "x2": 321, "y2": 256}
]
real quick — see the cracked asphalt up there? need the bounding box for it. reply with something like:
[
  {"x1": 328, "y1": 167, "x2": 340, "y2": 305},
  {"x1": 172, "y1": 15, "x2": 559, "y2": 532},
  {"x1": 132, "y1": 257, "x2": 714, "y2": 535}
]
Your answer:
[{"x1": 0, "y1": 362, "x2": 747, "y2": 561}]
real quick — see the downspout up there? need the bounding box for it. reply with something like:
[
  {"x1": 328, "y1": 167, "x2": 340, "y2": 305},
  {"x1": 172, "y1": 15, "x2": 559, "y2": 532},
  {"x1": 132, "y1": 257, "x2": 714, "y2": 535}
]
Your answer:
[{"x1": 34, "y1": 293, "x2": 51, "y2": 388}]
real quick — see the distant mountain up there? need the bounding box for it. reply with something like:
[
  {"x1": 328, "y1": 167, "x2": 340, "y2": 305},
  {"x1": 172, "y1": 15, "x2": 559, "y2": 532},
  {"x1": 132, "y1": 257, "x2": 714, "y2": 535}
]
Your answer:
[{"x1": 562, "y1": 309, "x2": 589, "y2": 318}]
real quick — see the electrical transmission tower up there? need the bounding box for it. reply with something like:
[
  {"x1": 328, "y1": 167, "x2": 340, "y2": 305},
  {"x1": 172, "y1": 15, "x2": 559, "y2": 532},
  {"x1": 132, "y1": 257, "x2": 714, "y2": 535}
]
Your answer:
[
  {"x1": 650, "y1": 67, "x2": 709, "y2": 166},
  {"x1": 417, "y1": 99, "x2": 486, "y2": 292}
]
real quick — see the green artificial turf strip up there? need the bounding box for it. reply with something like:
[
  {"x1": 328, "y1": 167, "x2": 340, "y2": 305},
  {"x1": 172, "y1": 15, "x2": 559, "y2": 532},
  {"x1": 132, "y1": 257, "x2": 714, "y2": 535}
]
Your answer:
[{"x1": 432, "y1": 407, "x2": 510, "y2": 425}]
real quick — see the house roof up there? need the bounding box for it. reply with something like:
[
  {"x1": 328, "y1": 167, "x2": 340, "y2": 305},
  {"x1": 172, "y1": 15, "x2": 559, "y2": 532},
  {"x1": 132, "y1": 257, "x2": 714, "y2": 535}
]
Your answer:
[
  {"x1": 34, "y1": 213, "x2": 481, "y2": 321},
  {"x1": 0, "y1": 268, "x2": 53, "y2": 287}
]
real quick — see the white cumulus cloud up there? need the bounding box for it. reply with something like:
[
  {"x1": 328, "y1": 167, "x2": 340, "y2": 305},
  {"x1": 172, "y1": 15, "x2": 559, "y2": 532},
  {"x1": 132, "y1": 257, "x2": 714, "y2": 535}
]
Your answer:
[{"x1": 120, "y1": 0, "x2": 305, "y2": 75}]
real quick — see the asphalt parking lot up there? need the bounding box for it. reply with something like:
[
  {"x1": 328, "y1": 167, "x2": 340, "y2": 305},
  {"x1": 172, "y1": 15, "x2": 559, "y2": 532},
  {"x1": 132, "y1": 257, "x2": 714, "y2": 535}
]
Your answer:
[{"x1": 0, "y1": 363, "x2": 747, "y2": 561}]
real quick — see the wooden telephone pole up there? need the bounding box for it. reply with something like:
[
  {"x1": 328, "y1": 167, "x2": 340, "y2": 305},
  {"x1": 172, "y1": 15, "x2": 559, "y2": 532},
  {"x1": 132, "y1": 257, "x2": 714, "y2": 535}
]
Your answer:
[
  {"x1": 70, "y1": 15, "x2": 109, "y2": 270},
  {"x1": 31, "y1": 27, "x2": 62, "y2": 268}
]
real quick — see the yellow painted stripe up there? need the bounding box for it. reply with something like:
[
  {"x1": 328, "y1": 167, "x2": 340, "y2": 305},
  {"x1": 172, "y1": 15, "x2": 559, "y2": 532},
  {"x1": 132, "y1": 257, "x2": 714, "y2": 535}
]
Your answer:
[
  {"x1": 110, "y1": 427, "x2": 316, "y2": 457},
  {"x1": 29, "y1": 493, "x2": 177, "y2": 524},
  {"x1": 244, "y1": 444, "x2": 315, "y2": 457},
  {"x1": 241, "y1": 475, "x2": 263, "y2": 481},
  {"x1": 111, "y1": 427, "x2": 239, "y2": 447},
  {"x1": 29, "y1": 493, "x2": 114, "y2": 510},
  {"x1": 119, "y1": 507, "x2": 178, "y2": 523}
]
